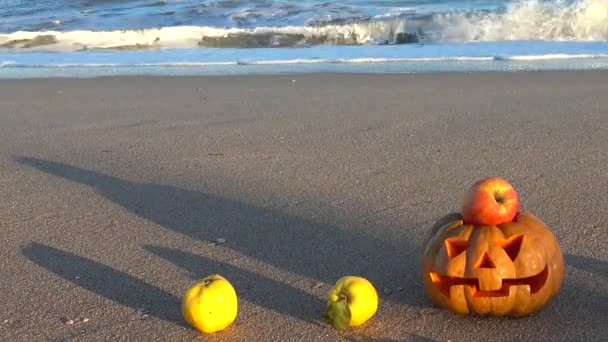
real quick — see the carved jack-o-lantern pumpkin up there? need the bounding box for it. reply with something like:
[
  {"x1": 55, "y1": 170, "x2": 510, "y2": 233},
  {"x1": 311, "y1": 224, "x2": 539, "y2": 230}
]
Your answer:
[{"x1": 421, "y1": 212, "x2": 564, "y2": 316}]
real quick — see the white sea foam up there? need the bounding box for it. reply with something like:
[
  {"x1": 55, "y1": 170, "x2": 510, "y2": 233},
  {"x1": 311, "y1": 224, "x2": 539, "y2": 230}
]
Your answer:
[
  {"x1": 0, "y1": 18, "x2": 410, "y2": 52},
  {"x1": 430, "y1": 0, "x2": 608, "y2": 41},
  {"x1": 137, "y1": 54, "x2": 607, "y2": 64},
  {"x1": 0, "y1": 0, "x2": 607, "y2": 52},
  {"x1": 496, "y1": 53, "x2": 608, "y2": 60},
  {"x1": 0, "y1": 0, "x2": 608, "y2": 52}
]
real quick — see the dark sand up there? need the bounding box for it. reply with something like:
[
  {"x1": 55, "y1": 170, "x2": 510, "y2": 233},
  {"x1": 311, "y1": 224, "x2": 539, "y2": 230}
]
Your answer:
[{"x1": 0, "y1": 72, "x2": 606, "y2": 341}]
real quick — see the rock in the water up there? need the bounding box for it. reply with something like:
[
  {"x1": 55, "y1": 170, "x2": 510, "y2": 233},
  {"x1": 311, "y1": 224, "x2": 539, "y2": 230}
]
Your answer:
[
  {"x1": 199, "y1": 33, "x2": 306, "y2": 48},
  {"x1": 395, "y1": 32, "x2": 419, "y2": 44}
]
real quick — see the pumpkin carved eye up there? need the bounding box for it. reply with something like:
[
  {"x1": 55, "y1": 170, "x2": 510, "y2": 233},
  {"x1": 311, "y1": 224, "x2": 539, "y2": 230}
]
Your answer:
[
  {"x1": 497, "y1": 234, "x2": 524, "y2": 261},
  {"x1": 445, "y1": 238, "x2": 469, "y2": 258}
]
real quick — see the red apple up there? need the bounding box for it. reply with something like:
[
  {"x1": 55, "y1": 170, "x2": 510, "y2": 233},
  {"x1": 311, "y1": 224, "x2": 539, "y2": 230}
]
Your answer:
[{"x1": 461, "y1": 177, "x2": 519, "y2": 225}]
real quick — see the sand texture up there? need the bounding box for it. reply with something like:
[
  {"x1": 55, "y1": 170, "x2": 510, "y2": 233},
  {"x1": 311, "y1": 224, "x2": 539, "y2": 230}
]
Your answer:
[{"x1": 0, "y1": 72, "x2": 606, "y2": 341}]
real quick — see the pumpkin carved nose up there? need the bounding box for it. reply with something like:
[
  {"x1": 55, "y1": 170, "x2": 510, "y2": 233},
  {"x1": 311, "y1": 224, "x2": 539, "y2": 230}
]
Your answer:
[{"x1": 475, "y1": 252, "x2": 496, "y2": 269}]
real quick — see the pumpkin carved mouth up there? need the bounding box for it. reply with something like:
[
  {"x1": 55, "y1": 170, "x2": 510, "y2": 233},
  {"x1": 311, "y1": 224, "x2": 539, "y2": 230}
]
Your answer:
[{"x1": 429, "y1": 265, "x2": 549, "y2": 298}]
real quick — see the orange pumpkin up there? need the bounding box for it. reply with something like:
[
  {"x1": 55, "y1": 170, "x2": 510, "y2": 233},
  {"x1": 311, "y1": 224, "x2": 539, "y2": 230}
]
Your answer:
[{"x1": 421, "y1": 212, "x2": 564, "y2": 316}]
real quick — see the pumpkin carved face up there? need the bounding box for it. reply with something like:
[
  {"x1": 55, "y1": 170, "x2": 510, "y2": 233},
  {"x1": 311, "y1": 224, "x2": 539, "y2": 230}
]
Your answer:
[{"x1": 421, "y1": 212, "x2": 564, "y2": 316}]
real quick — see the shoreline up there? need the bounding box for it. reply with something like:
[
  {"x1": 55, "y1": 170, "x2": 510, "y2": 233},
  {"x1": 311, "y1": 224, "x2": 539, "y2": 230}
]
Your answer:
[
  {"x1": 3, "y1": 42, "x2": 608, "y2": 79},
  {"x1": 2, "y1": 68, "x2": 608, "y2": 80},
  {"x1": 4, "y1": 63, "x2": 608, "y2": 79}
]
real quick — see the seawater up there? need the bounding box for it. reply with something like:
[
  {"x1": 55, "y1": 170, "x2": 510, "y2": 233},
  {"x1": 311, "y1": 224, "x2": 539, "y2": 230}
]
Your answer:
[{"x1": 1, "y1": 0, "x2": 608, "y2": 77}]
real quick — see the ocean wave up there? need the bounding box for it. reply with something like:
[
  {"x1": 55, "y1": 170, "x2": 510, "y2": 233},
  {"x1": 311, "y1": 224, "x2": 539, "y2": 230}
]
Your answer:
[
  {"x1": 0, "y1": 60, "x2": 16, "y2": 67},
  {"x1": 0, "y1": 0, "x2": 607, "y2": 51},
  {"x1": 0, "y1": 17, "x2": 417, "y2": 52},
  {"x1": 426, "y1": 0, "x2": 608, "y2": 42}
]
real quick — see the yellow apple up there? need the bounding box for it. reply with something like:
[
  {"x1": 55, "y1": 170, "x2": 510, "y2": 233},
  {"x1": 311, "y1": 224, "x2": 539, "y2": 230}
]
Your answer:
[
  {"x1": 326, "y1": 276, "x2": 378, "y2": 329},
  {"x1": 182, "y1": 274, "x2": 238, "y2": 334}
]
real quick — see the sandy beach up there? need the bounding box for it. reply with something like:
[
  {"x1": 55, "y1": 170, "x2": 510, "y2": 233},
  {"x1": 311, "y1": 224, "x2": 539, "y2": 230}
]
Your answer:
[{"x1": 0, "y1": 72, "x2": 606, "y2": 341}]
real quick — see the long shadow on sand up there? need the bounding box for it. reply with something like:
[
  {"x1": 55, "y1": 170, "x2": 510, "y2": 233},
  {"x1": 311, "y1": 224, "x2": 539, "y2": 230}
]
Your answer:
[
  {"x1": 22, "y1": 243, "x2": 184, "y2": 325},
  {"x1": 565, "y1": 254, "x2": 607, "y2": 278},
  {"x1": 145, "y1": 245, "x2": 324, "y2": 323},
  {"x1": 16, "y1": 157, "x2": 428, "y2": 321},
  {"x1": 563, "y1": 253, "x2": 608, "y2": 319}
]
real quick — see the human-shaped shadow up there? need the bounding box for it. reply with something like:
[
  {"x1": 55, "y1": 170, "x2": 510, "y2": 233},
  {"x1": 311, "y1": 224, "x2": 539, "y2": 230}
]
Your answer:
[
  {"x1": 556, "y1": 260, "x2": 607, "y2": 340},
  {"x1": 145, "y1": 245, "x2": 324, "y2": 323},
  {"x1": 22, "y1": 243, "x2": 184, "y2": 325},
  {"x1": 565, "y1": 254, "x2": 607, "y2": 278},
  {"x1": 15, "y1": 157, "x2": 427, "y2": 312},
  {"x1": 563, "y1": 253, "x2": 608, "y2": 315}
]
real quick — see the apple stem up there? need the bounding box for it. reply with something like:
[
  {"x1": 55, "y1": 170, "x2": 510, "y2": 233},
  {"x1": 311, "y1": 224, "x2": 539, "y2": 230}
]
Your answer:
[{"x1": 494, "y1": 193, "x2": 505, "y2": 204}]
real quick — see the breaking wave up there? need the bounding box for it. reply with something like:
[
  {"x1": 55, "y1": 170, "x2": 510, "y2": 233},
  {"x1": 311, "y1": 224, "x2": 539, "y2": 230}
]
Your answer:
[
  {"x1": 0, "y1": 0, "x2": 607, "y2": 51},
  {"x1": 426, "y1": 0, "x2": 608, "y2": 42},
  {"x1": 0, "y1": 18, "x2": 415, "y2": 52}
]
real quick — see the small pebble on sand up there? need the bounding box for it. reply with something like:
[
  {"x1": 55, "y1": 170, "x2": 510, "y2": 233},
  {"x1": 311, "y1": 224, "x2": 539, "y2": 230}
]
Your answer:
[
  {"x1": 383, "y1": 288, "x2": 393, "y2": 295},
  {"x1": 312, "y1": 282, "x2": 324, "y2": 289},
  {"x1": 136, "y1": 309, "x2": 149, "y2": 319}
]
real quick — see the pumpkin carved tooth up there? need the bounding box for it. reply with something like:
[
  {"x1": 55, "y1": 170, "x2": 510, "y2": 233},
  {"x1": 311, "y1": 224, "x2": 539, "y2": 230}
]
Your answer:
[{"x1": 429, "y1": 264, "x2": 549, "y2": 299}]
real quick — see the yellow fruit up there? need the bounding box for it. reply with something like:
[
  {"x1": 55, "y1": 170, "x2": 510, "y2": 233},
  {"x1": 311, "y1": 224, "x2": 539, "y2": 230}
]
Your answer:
[
  {"x1": 326, "y1": 276, "x2": 378, "y2": 329},
  {"x1": 181, "y1": 274, "x2": 238, "y2": 334}
]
